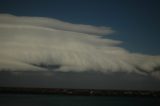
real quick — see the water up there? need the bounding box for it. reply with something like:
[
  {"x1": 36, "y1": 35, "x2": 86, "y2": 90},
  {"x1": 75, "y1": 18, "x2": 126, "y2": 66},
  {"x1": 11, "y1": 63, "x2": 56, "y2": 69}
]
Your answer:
[{"x1": 0, "y1": 94, "x2": 159, "y2": 106}]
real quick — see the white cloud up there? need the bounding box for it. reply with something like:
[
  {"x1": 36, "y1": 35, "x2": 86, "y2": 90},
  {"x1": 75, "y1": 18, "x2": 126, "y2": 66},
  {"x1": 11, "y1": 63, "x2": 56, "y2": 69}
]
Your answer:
[
  {"x1": 0, "y1": 14, "x2": 113, "y2": 35},
  {"x1": 0, "y1": 14, "x2": 160, "y2": 79}
]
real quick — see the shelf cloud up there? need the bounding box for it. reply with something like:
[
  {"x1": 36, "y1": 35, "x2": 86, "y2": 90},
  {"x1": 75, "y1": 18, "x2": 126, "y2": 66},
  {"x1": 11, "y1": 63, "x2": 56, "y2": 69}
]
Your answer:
[{"x1": 0, "y1": 14, "x2": 160, "y2": 79}]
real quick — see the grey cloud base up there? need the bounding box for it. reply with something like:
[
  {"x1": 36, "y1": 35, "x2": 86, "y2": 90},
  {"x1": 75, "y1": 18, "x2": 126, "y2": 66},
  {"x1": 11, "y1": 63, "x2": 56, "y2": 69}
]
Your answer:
[{"x1": 0, "y1": 14, "x2": 160, "y2": 79}]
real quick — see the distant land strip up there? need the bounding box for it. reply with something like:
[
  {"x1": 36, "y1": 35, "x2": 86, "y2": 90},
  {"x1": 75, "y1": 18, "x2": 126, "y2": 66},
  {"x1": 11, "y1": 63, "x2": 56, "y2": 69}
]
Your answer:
[{"x1": 0, "y1": 87, "x2": 160, "y2": 97}]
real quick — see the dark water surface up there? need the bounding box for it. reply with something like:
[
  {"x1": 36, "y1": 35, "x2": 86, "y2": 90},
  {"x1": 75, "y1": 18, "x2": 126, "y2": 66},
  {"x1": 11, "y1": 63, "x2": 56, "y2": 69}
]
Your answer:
[{"x1": 0, "y1": 94, "x2": 160, "y2": 106}]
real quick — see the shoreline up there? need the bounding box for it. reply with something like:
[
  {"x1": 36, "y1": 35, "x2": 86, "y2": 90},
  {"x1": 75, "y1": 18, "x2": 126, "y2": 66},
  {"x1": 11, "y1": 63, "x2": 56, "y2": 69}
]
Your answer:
[{"x1": 0, "y1": 87, "x2": 160, "y2": 97}]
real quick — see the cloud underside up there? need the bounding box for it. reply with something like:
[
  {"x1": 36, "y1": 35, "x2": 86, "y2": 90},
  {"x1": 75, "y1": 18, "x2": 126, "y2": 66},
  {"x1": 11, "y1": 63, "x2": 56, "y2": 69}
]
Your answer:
[{"x1": 0, "y1": 14, "x2": 160, "y2": 79}]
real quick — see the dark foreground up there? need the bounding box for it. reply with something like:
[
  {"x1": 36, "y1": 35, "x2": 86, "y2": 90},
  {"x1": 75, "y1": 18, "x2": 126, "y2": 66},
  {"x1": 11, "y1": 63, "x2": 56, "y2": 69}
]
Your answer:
[
  {"x1": 0, "y1": 94, "x2": 160, "y2": 106},
  {"x1": 0, "y1": 87, "x2": 160, "y2": 97}
]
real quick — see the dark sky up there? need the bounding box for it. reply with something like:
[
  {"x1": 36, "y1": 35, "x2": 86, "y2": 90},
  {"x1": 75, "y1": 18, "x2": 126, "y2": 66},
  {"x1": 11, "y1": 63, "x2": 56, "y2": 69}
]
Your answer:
[
  {"x1": 0, "y1": 0, "x2": 160, "y2": 90},
  {"x1": 0, "y1": 71, "x2": 160, "y2": 90}
]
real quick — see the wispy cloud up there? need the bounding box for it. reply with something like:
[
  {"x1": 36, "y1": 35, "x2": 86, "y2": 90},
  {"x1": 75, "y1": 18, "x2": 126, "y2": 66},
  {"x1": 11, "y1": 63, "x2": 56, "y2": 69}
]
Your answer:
[{"x1": 0, "y1": 14, "x2": 160, "y2": 79}]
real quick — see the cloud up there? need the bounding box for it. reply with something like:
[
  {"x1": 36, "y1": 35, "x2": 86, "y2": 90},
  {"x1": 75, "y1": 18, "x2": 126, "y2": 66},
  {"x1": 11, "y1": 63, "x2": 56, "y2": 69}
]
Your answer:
[
  {"x1": 0, "y1": 14, "x2": 113, "y2": 35},
  {"x1": 0, "y1": 14, "x2": 160, "y2": 79}
]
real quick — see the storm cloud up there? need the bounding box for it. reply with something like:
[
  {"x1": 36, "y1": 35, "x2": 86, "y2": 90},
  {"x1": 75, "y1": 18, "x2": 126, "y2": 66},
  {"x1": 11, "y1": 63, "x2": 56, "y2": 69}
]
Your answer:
[{"x1": 0, "y1": 14, "x2": 160, "y2": 79}]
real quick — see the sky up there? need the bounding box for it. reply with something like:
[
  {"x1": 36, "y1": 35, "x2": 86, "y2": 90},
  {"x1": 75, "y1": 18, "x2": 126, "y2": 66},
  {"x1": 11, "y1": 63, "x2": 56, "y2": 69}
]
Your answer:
[
  {"x1": 0, "y1": 0, "x2": 160, "y2": 90},
  {"x1": 0, "y1": 0, "x2": 160, "y2": 54}
]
